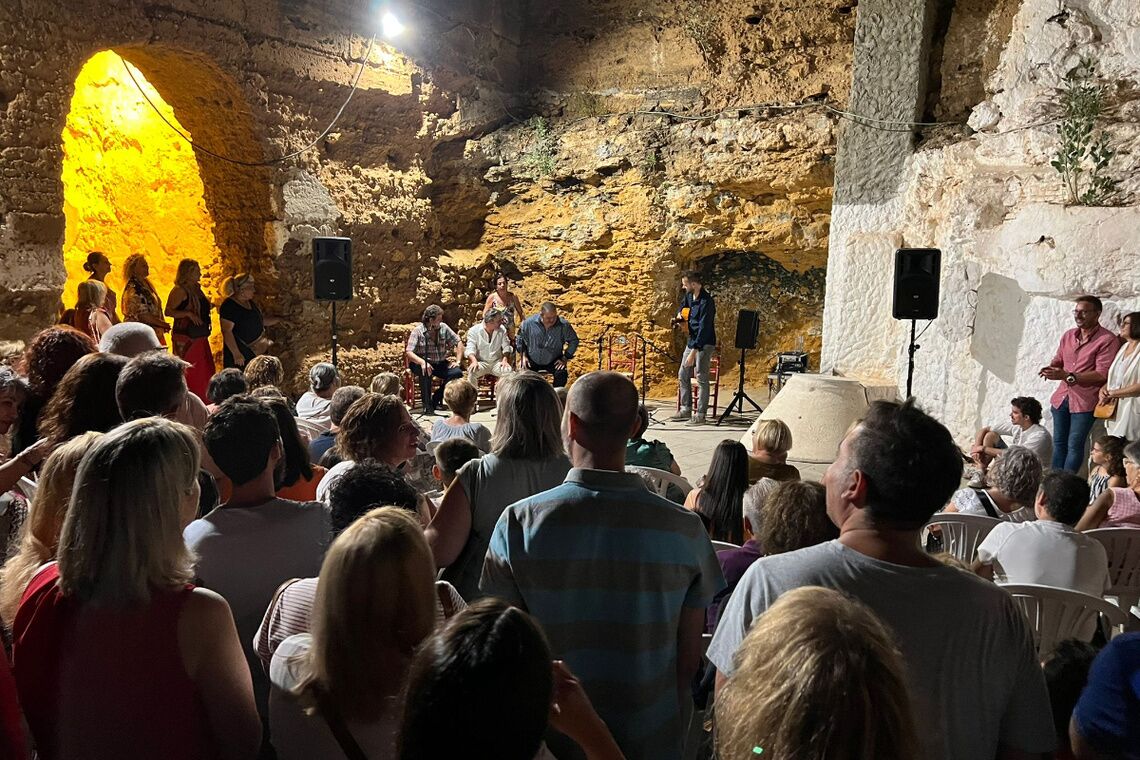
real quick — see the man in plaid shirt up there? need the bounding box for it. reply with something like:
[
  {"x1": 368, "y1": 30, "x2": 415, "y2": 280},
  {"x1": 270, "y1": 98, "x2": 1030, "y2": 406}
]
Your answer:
[{"x1": 406, "y1": 304, "x2": 464, "y2": 414}]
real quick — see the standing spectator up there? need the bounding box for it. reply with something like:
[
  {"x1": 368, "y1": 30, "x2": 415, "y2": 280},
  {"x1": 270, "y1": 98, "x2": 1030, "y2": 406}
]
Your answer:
[
  {"x1": 944, "y1": 445, "x2": 1043, "y2": 522},
  {"x1": 1087, "y1": 435, "x2": 1127, "y2": 503},
  {"x1": 464, "y1": 308, "x2": 514, "y2": 386},
  {"x1": 746, "y1": 419, "x2": 800, "y2": 483},
  {"x1": 716, "y1": 587, "x2": 920, "y2": 760},
  {"x1": 516, "y1": 302, "x2": 579, "y2": 387},
  {"x1": 308, "y1": 385, "x2": 365, "y2": 464},
  {"x1": 427, "y1": 372, "x2": 570, "y2": 601},
  {"x1": 314, "y1": 394, "x2": 422, "y2": 502},
  {"x1": 12, "y1": 418, "x2": 260, "y2": 760},
  {"x1": 481, "y1": 371, "x2": 723, "y2": 760},
  {"x1": 1039, "y1": 296, "x2": 1118, "y2": 472},
  {"x1": 81, "y1": 250, "x2": 119, "y2": 323},
  {"x1": 1100, "y1": 311, "x2": 1140, "y2": 441},
  {"x1": 296, "y1": 362, "x2": 339, "y2": 429},
  {"x1": 708, "y1": 399, "x2": 1055, "y2": 760},
  {"x1": 669, "y1": 271, "x2": 717, "y2": 425},
  {"x1": 165, "y1": 258, "x2": 214, "y2": 402},
  {"x1": 430, "y1": 379, "x2": 492, "y2": 453},
  {"x1": 406, "y1": 305, "x2": 464, "y2": 415},
  {"x1": 219, "y1": 273, "x2": 279, "y2": 369},
  {"x1": 1077, "y1": 439, "x2": 1140, "y2": 530},
  {"x1": 969, "y1": 396, "x2": 1053, "y2": 480},
  {"x1": 121, "y1": 253, "x2": 170, "y2": 345},
  {"x1": 684, "y1": 440, "x2": 750, "y2": 544},
  {"x1": 1069, "y1": 632, "x2": 1140, "y2": 760}
]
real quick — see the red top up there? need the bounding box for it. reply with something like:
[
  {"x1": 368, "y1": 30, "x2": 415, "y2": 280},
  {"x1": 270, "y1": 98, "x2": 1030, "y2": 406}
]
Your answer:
[
  {"x1": 0, "y1": 644, "x2": 26, "y2": 760},
  {"x1": 11, "y1": 564, "x2": 218, "y2": 760},
  {"x1": 1049, "y1": 325, "x2": 1119, "y2": 413}
]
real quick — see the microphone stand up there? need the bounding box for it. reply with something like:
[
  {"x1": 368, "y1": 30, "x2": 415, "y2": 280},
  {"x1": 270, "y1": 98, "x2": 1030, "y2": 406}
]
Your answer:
[
  {"x1": 596, "y1": 324, "x2": 612, "y2": 371},
  {"x1": 632, "y1": 331, "x2": 680, "y2": 427}
]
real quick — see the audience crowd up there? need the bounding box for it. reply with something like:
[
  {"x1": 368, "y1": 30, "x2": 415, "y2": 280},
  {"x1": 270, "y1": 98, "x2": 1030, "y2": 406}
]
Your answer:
[{"x1": 0, "y1": 291, "x2": 1137, "y2": 760}]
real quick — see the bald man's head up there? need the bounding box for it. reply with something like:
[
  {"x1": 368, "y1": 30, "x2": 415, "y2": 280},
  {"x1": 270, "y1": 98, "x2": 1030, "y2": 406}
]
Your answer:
[{"x1": 565, "y1": 371, "x2": 640, "y2": 454}]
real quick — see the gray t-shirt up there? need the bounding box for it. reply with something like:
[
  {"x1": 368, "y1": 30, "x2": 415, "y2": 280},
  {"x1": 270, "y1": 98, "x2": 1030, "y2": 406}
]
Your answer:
[
  {"x1": 431, "y1": 418, "x2": 492, "y2": 453},
  {"x1": 707, "y1": 540, "x2": 1055, "y2": 760},
  {"x1": 441, "y1": 452, "x2": 571, "y2": 600}
]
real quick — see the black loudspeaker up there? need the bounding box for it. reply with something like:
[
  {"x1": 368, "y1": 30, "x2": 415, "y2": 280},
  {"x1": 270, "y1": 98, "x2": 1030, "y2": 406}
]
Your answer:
[
  {"x1": 892, "y1": 248, "x2": 941, "y2": 320},
  {"x1": 313, "y1": 237, "x2": 352, "y2": 301},
  {"x1": 734, "y1": 309, "x2": 760, "y2": 350}
]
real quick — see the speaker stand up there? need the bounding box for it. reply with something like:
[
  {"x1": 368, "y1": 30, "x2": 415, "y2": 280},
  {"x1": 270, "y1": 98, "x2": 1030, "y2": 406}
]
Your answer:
[
  {"x1": 330, "y1": 301, "x2": 339, "y2": 368},
  {"x1": 905, "y1": 318, "x2": 918, "y2": 399},
  {"x1": 717, "y1": 348, "x2": 763, "y2": 426}
]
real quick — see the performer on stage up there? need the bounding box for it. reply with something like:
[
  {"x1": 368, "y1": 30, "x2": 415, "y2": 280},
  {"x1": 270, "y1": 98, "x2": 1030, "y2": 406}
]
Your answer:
[
  {"x1": 516, "y1": 302, "x2": 579, "y2": 388},
  {"x1": 465, "y1": 308, "x2": 514, "y2": 385},
  {"x1": 483, "y1": 271, "x2": 524, "y2": 340},
  {"x1": 121, "y1": 253, "x2": 169, "y2": 345},
  {"x1": 82, "y1": 251, "x2": 119, "y2": 323},
  {"x1": 670, "y1": 270, "x2": 716, "y2": 425},
  {"x1": 219, "y1": 273, "x2": 278, "y2": 369},
  {"x1": 166, "y1": 259, "x2": 214, "y2": 402},
  {"x1": 406, "y1": 304, "x2": 464, "y2": 414}
]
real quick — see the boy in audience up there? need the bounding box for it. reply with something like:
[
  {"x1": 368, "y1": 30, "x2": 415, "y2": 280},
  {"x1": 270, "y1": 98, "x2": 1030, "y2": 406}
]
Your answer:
[
  {"x1": 708, "y1": 399, "x2": 1055, "y2": 760},
  {"x1": 481, "y1": 371, "x2": 723, "y2": 760},
  {"x1": 426, "y1": 437, "x2": 482, "y2": 508},
  {"x1": 973, "y1": 471, "x2": 1109, "y2": 596},
  {"x1": 184, "y1": 396, "x2": 329, "y2": 717}
]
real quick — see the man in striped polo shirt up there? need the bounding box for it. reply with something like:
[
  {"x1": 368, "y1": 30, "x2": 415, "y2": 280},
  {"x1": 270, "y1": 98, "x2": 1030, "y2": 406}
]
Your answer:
[{"x1": 481, "y1": 371, "x2": 724, "y2": 760}]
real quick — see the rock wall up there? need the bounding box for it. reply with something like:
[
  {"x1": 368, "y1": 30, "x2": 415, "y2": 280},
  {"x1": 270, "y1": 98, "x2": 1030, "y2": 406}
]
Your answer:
[{"x1": 821, "y1": 0, "x2": 1140, "y2": 442}]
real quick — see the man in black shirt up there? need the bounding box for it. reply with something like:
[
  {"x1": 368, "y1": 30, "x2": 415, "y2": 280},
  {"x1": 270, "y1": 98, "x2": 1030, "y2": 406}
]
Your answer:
[{"x1": 670, "y1": 271, "x2": 717, "y2": 424}]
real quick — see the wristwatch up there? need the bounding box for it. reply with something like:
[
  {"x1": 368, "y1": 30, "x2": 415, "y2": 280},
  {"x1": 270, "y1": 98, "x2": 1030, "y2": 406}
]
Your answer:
[{"x1": 1065, "y1": 372, "x2": 1077, "y2": 386}]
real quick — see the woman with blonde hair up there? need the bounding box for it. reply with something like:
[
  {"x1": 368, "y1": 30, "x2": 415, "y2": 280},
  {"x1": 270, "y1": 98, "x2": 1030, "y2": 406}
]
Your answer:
[
  {"x1": 166, "y1": 258, "x2": 214, "y2": 401},
  {"x1": 0, "y1": 432, "x2": 100, "y2": 626},
  {"x1": 430, "y1": 378, "x2": 491, "y2": 452},
  {"x1": 219, "y1": 273, "x2": 279, "y2": 369},
  {"x1": 716, "y1": 586, "x2": 920, "y2": 760},
  {"x1": 747, "y1": 418, "x2": 800, "y2": 483},
  {"x1": 269, "y1": 507, "x2": 437, "y2": 759},
  {"x1": 71, "y1": 280, "x2": 113, "y2": 342},
  {"x1": 11, "y1": 418, "x2": 260, "y2": 760},
  {"x1": 82, "y1": 250, "x2": 119, "y2": 323},
  {"x1": 121, "y1": 253, "x2": 169, "y2": 345},
  {"x1": 427, "y1": 371, "x2": 570, "y2": 600}
]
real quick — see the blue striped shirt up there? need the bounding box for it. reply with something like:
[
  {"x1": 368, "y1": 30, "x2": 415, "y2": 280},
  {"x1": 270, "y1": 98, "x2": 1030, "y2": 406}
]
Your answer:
[{"x1": 481, "y1": 469, "x2": 724, "y2": 760}]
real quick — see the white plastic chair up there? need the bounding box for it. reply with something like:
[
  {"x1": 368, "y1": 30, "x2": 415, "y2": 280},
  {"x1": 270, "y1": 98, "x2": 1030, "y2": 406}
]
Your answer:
[
  {"x1": 921, "y1": 513, "x2": 1002, "y2": 565},
  {"x1": 625, "y1": 465, "x2": 693, "y2": 499},
  {"x1": 999, "y1": 583, "x2": 1128, "y2": 655},
  {"x1": 1086, "y1": 527, "x2": 1140, "y2": 630},
  {"x1": 710, "y1": 540, "x2": 741, "y2": 552}
]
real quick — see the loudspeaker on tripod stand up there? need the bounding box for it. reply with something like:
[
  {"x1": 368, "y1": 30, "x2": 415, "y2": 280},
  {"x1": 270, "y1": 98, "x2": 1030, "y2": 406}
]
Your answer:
[
  {"x1": 313, "y1": 237, "x2": 353, "y2": 301},
  {"x1": 892, "y1": 248, "x2": 940, "y2": 320},
  {"x1": 734, "y1": 309, "x2": 759, "y2": 350}
]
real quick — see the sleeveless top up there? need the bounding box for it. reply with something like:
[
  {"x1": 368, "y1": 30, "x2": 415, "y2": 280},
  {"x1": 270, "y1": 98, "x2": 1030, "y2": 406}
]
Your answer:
[
  {"x1": 1088, "y1": 471, "x2": 1110, "y2": 503},
  {"x1": 11, "y1": 564, "x2": 218, "y2": 760},
  {"x1": 1106, "y1": 487, "x2": 1140, "y2": 528}
]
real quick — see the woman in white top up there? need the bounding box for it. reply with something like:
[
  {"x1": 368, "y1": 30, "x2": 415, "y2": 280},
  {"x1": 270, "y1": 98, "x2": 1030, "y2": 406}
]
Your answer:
[
  {"x1": 429, "y1": 378, "x2": 491, "y2": 452},
  {"x1": 1100, "y1": 311, "x2": 1140, "y2": 441},
  {"x1": 296, "y1": 362, "x2": 339, "y2": 431},
  {"x1": 944, "y1": 445, "x2": 1042, "y2": 522},
  {"x1": 269, "y1": 507, "x2": 437, "y2": 760},
  {"x1": 315, "y1": 394, "x2": 423, "y2": 504}
]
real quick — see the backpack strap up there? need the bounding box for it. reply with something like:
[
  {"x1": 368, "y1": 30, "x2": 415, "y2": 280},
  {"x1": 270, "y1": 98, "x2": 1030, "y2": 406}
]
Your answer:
[{"x1": 315, "y1": 687, "x2": 369, "y2": 760}]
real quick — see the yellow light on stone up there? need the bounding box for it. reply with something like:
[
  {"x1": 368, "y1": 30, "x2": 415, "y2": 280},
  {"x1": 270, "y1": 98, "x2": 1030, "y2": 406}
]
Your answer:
[{"x1": 61, "y1": 50, "x2": 222, "y2": 321}]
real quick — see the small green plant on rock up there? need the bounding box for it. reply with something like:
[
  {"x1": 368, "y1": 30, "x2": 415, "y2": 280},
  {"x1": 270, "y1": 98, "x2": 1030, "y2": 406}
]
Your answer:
[
  {"x1": 1051, "y1": 58, "x2": 1118, "y2": 206},
  {"x1": 522, "y1": 116, "x2": 558, "y2": 179}
]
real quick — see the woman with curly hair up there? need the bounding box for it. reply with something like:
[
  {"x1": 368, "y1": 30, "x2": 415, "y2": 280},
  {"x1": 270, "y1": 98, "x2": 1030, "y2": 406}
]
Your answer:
[
  {"x1": 165, "y1": 259, "x2": 214, "y2": 401},
  {"x1": 243, "y1": 354, "x2": 284, "y2": 392},
  {"x1": 121, "y1": 253, "x2": 169, "y2": 345},
  {"x1": 37, "y1": 353, "x2": 127, "y2": 447},
  {"x1": 13, "y1": 326, "x2": 97, "y2": 455},
  {"x1": 1087, "y1": 435, "x2": 1127, "y2": 503},
  {"x1": 944, "y1": 445, "x2": 1042, "y2": 522}
]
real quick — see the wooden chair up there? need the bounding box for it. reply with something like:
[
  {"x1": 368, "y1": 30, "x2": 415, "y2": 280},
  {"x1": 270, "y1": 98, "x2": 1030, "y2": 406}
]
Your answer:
[
  {"x1": 476, "y1": 374, "x2": 497, "y2": 409},
  {"x1": 402, "y1": 356, "x2": 445, "y2": 410},
  {"x1": 676, "y1": 348, "x2": 721, "y2": 417},
  {"x1": 920, "y1": 513, "x2": 1002, "y2": 565},
  {"x1": 1087, "y1": 527, "x2": 1140, "y2": 630},
  {"x1": 607, "y1": 335, "x2": 637, "y2": 382},
  {"x1": 999, "y1": 583, "x2": 1128, "y2": 655}
]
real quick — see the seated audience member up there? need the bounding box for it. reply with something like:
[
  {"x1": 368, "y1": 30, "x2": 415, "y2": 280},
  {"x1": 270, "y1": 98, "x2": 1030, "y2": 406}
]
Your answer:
[
  {"x1": 269, "y1": 508, "x2": 438, "y2": 759},
  {"x1": 746, "y1": 419, "x2": 800, "y2": 483},
  {"x1": 0, "y1": 432, "x2": 100, "y2": 626},
  {"x1": 427, "y1": 437, "x2": 482, "y2": 507},
  {"x1": 974, "y1": 471, "x2": 1109, "y2": 594},
  {"x1": 427, "y1": 372, "x2": 571, "y2": 601},
  {"x1": 1077, "y1": 439, "x2": 1140, "y2": 530},
  {"x1": 464, "y1": 308, "x2": 514, "y2": 386},
  {"x1": 0, "y1": 646, "x2": 24, "y2": 760},
  {"x1": 1069, "y1": 632, "x2": 1140, "y2": 760},
  {"x1": 481, "y1": 371, "x2": 723, "y2": 760},
  {"x1": 36, "y1": 352, "x2": 126, "y2": 446},
  {"x1": 97, "y1": 320, "x2": 159, "y2": 355},
  {"x1": 717, "y1": 587, "x2": 919, "y2": 760},
  {"x1": 261, "y1": 396, "x2": 326, "y2": 502},
  {"x1": 716, "y1": 479, "x2": 778, "y2": 586},
  {"x1": 0, "y1": 369, "x2": 44, "y2": 548},
  {"x1": 684, "y1": 440, "x2": 750, "y2": 544},
  {"x1": 398, "y1": 598, "x2": 624, "y2": 760},
  {"x1": 12, "y1": 326, "x2": 96, "y2": 454},
  {"x1": 186, "y1": 396, "x2": 329, "y2": 717},
  {"x1": 430, "y1": 379, "x2": 491, "y2": 452},
  {"x1": 369, "y1": 372, "x2": 402, "y2": 396},
  {"x1": 515, "y1": 302, "x2": 580, "y2": 388},
  {"x1": 970, "y1": 396, "x2": 1053, "y2": 481},
  {"x1": 243, "y1": 354, "x2": 284, "y2": 392},
  {"x1": 708, "y1": 399, "x2": 1055, "y2": 760},
  {"x1": 256, "y1": 461, "x2": 451, "y2": 668},
  {"x1": 206, "y1": 368, "x2": 249, "y2": 413},
  {"x1": 945, "y1": 444, "x2": 1042, "y2": 522},
  {"x1": 308, "y1": 385, "x2": 365, "y2": 464},
  {"x1": 296, "y1": 362, "x2": 339, "y2": 429},
  {"x1": 115, "y1": 351, "x2": 191, "y2": 420},
  {"x1": 12, "y1": 418, "x2": 260, "y2": 759},
  {"x1": 315, "y1": 393, "x2": 422, "y2": 502},
  {"x1": 1087, "y1": 435, "x2": 1127, "y2": 504},
  {"x1": 1043, "y1": 640, "x2": 1099, "y2": 760},
  {"x1": 625, "y1": 404, "x2": 682, "y2": 476},
  {"x1": 406, "y1": 304, "x2": 464, "y2": 415}
]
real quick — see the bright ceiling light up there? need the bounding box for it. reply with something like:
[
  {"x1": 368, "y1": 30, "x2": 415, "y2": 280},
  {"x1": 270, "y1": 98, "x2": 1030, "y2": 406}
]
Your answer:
[{"x1": 381, "y1": 11, "x2": 405, "y2": 38}]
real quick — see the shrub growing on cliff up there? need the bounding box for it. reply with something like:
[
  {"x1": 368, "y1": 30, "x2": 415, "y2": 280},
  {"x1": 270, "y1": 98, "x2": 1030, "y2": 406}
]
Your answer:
[
  {"x1": 1051, "y1": 59, "x2": 1118, "y2": 206},
  {"x1": 522, "y1": 117, "x2": 558, "y2": 179}
]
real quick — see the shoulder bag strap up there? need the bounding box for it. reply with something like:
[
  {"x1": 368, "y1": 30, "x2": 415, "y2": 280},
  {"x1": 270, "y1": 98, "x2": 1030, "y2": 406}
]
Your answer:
[
  {"x1": 315, "y1": 688, "x2": 369, "y2": 760},
  {"x1": 971, "y1": 487, "x2": 1000, "y2": 519}
]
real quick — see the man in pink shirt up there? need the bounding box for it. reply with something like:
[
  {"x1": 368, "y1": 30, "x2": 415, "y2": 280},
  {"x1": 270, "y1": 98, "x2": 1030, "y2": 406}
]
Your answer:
[{"x1": 1039, "y1": 295, "x2": 1119, "y2": 472}]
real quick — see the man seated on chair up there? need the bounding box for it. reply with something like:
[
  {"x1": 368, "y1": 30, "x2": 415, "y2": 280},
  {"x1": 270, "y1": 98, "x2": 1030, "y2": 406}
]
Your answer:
[
  {"x1": 406, "y1": 304, "x2": 464, "y2": 415},
  {"x1": 516, "y1": 301, "x2": 579, "y2": 388},
  {"x1": 464, "y1": 307, "x2": 513, "y2": 385},
  {"x1": 972, "y1": 470, "x2": 1109, "y2": 599},
  {"x1": 969, "y1": 396, "x2": 1053, "y2": 484}
]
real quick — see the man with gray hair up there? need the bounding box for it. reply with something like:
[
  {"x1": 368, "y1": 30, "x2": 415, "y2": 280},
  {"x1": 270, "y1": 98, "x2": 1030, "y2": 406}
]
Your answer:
[
  {"x1": 464, "y1": 307, "x2": 513, "y2": 385},
  {"x1": 98, "y1": 321, "x2": 161, "y2": 356},
  {"x1": 481, "y1": 371, "x2": 724, "y2": 760},
  {"x1": 516, "y1": 302, "x2": 579, "y2": 387}
]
